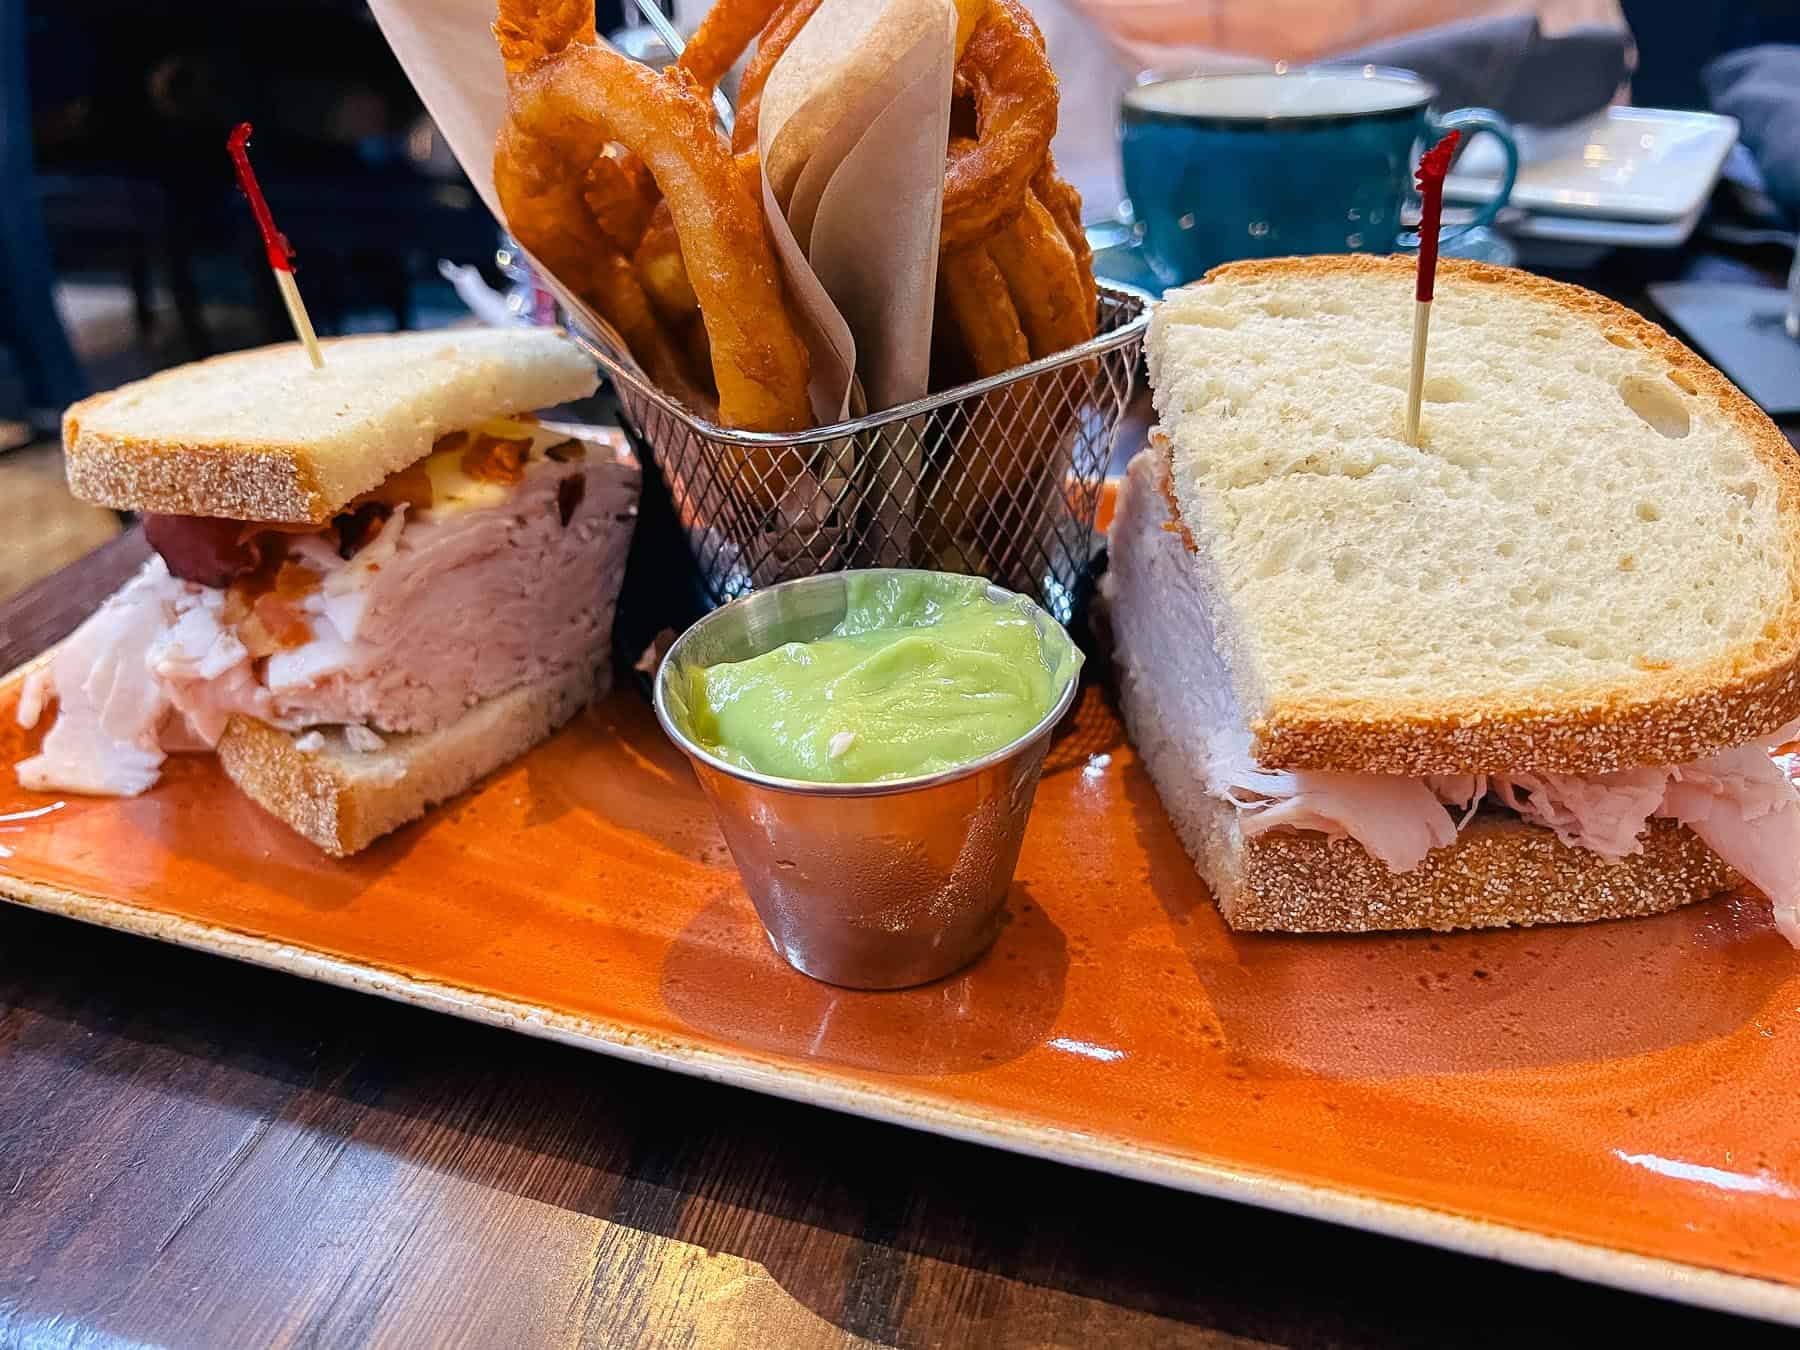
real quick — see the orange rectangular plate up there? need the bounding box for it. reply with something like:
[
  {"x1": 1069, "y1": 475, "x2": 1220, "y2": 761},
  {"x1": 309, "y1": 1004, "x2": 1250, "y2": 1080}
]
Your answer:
[{"x1": 2, "y1": 671, "x2": 1797, "y2": 1323}]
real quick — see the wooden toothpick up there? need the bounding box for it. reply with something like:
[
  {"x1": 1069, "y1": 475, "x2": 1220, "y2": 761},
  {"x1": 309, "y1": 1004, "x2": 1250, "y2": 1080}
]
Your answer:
[
  {"x1": 227, "y1": 123, "x2": 325, "y2": 370},
  {"x1": 1405, "y1": 130, "x2": 1460, "y2": 446}
]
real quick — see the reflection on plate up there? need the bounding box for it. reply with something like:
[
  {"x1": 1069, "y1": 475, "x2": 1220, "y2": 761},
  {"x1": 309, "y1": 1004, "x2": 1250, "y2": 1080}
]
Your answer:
[{"x1": 1448, "y1": 106, "x2": 1738, "y2": 223}]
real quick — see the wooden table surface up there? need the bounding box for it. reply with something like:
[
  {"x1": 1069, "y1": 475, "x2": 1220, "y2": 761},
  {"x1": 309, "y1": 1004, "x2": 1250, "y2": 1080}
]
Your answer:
[{"x1": 5, "y1": 268, "x2": 1800, "y2": 1347}]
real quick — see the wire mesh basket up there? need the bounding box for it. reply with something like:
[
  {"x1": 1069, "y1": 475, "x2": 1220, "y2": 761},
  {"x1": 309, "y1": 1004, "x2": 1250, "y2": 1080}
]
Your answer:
[{"x1": 568, "y1": 280, "x2": 1150, "y2": 623}]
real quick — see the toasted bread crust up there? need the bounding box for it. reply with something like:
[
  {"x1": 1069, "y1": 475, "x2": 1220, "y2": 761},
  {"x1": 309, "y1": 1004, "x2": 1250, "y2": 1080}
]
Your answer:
[
  {"x1": 1169, "y1": 255, "x2": 1800, "y2": 774},
  {"x1": 1229, "y1": 812, "x2": 1736, "y2": 932},
  {"x1": 64, "y1": 420, "x2": 333, "y2": 523},
  {"x1": 214, "y1": 713, "x2": 363, "y2": 853},
  {"x1": 63, "y1": 330, "x2": 599, "y2": 524},
  {"x1": 215, "y1": 666, "x2": 596, "y2": 856}
]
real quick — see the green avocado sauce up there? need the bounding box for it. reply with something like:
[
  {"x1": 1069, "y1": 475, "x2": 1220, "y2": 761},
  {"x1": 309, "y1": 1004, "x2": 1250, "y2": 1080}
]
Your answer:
[{"x1": 684, "y1": 573, "x2": 1079, "y2": 784}]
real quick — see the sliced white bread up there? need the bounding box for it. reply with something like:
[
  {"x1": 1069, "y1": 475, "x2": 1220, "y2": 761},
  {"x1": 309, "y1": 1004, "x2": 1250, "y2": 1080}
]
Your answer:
[
  {"x1": 215, "y1": 662, "x2": 601, "y2": 857},
  {"x1": 1103, "y1": 446, "x2": 1739, "y2": 932},
  {"x1": 1149, "y1": 255, "x2": 1800, "y2": 775},
  {"x1": 64, "y1": 329, "x2": 599, "y2": 524}
]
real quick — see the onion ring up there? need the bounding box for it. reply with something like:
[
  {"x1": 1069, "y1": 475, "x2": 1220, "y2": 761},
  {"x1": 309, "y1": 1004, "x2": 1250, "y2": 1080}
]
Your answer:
[
  {"x1": 932, "y1": 239, "x2": 1030, "y2": 572},
  {"x1": 1030, "y1": 155, "x2": 1096, "y2": 332},
  {"x1": 519, "y1": 0, "x2": 775, "y2": 230},
  {"x1": 562, "y1": 0, "x2": 784, "y2": 341},
  {"x1": 625, "y1": 148, "x2": 767, "y2": 330},
  {"x1": 679, "y1": 0, "x2": 787, "y2": 94},
  {"x1": 494, "y1": 0, "x2": 594, "y2": 75},
  {"x1": 986, "y1": 188, "x2": 1093, "y2": 358},
  {"x1": 496, "y1": 28, "x2": 811, "y2": 431},
  {"x1": 941, "y1": 0, "x2": 1056, "y2": 251},
  {"x1": 938, "y1": 240, "x2": 1029, "y2": 377},
  {"x1": 933, "y1": 183, "x2": 1091, "y2": 586},
  {"x1": 952, "y1": 0, "x2": 983, "y2": 59},
  {"x1": 730, "y1": 0, "x2": 826, "y2": 155},
  {"x1": 632, "y1": 198, "x2": 698, "y2": 321},
  {"x1": 659, "y1": 0, "x2": 822, "y2": 352},
  {"x1": 582, "y1": 144, "x2": 658, "y2": 253},
  {"x1": 579, "y1": 0, "x2": 784, "y2": 277},
  {"x1": 494, "y1": 2, "x2": 688, "y2": 396},
  {"x1": 494, "y1": 114, "x2": 709, "y2": 413}
]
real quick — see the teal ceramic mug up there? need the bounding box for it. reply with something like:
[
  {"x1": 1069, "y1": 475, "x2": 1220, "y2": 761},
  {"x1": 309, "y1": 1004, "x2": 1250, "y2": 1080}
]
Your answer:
[{"x1": 1119, "y1": 67, "x2": 1519, "y2": 286}]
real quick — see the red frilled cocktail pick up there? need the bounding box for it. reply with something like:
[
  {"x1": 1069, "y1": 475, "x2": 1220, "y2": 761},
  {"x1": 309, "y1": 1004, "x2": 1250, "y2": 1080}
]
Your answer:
[
  {"x1": 1413, "y1": 130, "x2": 1462, "y2": 303},
  {"x1": 227, "y1": 123, "x2": 294, "y2": 273},
  {"x1": 1405, "y1": 130, "x2": 1461, "y2": 442},
  {"x1": 227, "y1": 122, "x2": 324, "y2": 368}
]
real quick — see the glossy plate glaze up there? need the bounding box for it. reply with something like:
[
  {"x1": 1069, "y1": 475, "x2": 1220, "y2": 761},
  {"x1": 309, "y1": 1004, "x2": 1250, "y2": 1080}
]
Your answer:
[{"x1": 2, "y1": 671, "x2": 1798, "y2": 1324}]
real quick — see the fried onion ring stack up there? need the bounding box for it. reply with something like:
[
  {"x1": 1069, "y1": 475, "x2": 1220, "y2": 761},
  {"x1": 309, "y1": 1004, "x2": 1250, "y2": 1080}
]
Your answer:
[
  {"x1": 494, "y1": 0, "x2": 808, "y2": 433},
  {"x1": 924, "y1": 0, "x2": 1098, "y2": 576},
  {"x1": 936, "y1": 0, "x2": 1094, "y2": 373},
  {"x1": 491, "y1": 0, "x2": 1099, "y2": 566}
]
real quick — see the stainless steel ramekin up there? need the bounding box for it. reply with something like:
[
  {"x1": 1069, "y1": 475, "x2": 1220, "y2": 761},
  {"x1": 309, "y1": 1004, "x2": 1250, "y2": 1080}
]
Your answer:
[{"x1": 654, "y1": 569, "x2": 1083, "y2": 990}]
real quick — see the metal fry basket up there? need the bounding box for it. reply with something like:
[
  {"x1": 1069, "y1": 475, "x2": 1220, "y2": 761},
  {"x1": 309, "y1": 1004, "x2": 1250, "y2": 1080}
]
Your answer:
[{"x1": 569, "y1": 280, "x2": 1150, "y2": 623}]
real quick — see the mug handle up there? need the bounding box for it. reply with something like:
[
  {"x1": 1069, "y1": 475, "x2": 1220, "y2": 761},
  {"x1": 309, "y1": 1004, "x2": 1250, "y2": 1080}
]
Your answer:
[{"x1": 1426, "y1": 106, "x2": 1519, "y2": 242}]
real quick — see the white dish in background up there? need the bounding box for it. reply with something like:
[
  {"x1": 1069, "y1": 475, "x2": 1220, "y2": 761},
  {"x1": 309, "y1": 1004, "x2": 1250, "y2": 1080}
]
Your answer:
[
  {"x1": 1503, "y1": 201, "x2": 1705, "y2": 248},
  {"x1": 1447, "y1": 106, "x2": 1739, "y2": 223}
]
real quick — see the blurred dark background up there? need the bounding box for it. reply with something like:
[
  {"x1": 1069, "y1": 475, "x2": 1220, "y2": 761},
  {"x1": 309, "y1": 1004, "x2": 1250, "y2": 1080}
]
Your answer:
[{"x1": 2, "y1": 0, "x2": 647, "y2": 430}]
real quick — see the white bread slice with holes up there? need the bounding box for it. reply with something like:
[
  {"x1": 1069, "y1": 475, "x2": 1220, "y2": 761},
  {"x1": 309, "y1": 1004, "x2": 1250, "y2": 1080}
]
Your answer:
[
  {"x1": 214, "y1": 662, "x2": 599, "y2": 857},
  {"x1": 1149, "y1": 254, "x2": 1800, "y2": 776},
  {"x1": 1102, "y1": 446, "x2": 1741, "y2": 932},
  {"x1": 63, "y1": 329, "x2": 598, "y2": 524}
]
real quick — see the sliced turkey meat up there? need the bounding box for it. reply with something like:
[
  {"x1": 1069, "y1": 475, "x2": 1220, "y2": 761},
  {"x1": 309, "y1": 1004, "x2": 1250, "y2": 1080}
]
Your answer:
[{"x1": 17, "y1": 430, "x2": 637, "y2": 797}]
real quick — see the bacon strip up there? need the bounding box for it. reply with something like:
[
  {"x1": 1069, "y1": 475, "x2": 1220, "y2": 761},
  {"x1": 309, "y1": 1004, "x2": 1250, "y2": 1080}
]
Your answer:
[{"x1": 144, "y1": 515, "x2": 263, "y2": 587}]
